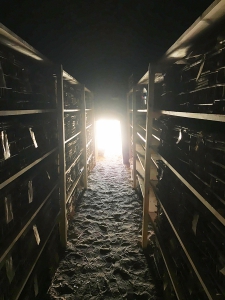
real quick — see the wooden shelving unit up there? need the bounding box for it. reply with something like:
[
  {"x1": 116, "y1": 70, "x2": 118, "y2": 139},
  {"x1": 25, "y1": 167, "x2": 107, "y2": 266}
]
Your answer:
[
  {"x1": 128, "y1": 1, "x2": 225, "y2": 298},
  {"x1": 0, "y1": 23, "x2": 61, "y2": 300},
  {"x1": 0, "y1": 23, "x2": 96, "y2": 299},
  {"x1": 58, "y1": 73, "x2": 96, "y2": 247}
]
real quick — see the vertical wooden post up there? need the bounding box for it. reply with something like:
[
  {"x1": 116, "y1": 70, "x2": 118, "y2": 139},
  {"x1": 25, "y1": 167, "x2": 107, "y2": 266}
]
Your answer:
[
  {"x1": 81, "y1": 85, "x2": 87, "y2": 189},
  {"x1": 57, "y1": 65, "x2": 67, "y2": 248},
  {"x1": 127, "y1": 92, "x2": 131, "y2": 162},
  {"x1": 142, "y1": 64, "x2": 156, "y2": 248},
  {"x1": 91, "y1": 92, "x2": 97, "y2": 167},
  {"x1": 132, "y1": 88, "x2": 137, "y2": 188}
]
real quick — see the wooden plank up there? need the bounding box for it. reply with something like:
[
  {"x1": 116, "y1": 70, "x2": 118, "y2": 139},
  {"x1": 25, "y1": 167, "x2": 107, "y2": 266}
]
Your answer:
[
  {"x1": 153, "y1": 151, "x2": 225, "y2": 227},
  {"x1": 0, "y1": 109, "x2": 56, "y2": 116},
  {"x1": 86, "y1": 138, "x2": 93, "y2": 148},
  {"x1": 160, "y1": 110, "x2": 225, "y2": 122},
  {"x1": 136, "y1": 143, "x2": 145, "y2": 157},
  {"x1": 0, "y1": 148, "x2": 57, "y2": 190},
  {"x1": 64, "y1": 131, "x2": 81, "y2": 144},
  {"x1": 137, "y1": 131, "x2": 146, "y2": 143},
  {"x1": 137, "y1": 109, "x2": 147, "y2": 113},
  {"x1": 142, "y1": 64, "x2": 156, "y2": 248},
  {"x1": 136, "y1": 158, "x2": 145, "y2": 179},
  {"x1": 138, "y1": 124, "x2": 146, "y2": 132},
  {"x1": 57, "y1": 65, "x2": 67, "y2": 248},
  {"x1": 132, "y1": 88, "x2": 137, "y2": 189},
  {"x1": 137, "y1": 153, "x2": 145, "y2": 171},
  {"x1": 66, "y1": 169, "x2": 84, "y2": 203},
  {"x1": 92, "y1": 101, "x2": 97, "y2": 168},
  {"x1": 64, "y1": 109, "x2": 80, "y2": 112},
  {"x1": 127, "y1": 94, "x2": 132, "y2": 162},
  {"x1": 66, "y1": 149, "x2": 84, "y2": 174},
  {"x1": 87, "y1": 152, "x2": 94, "y2": 164},
  {"x1": 137, "y1": 173, "x2": 144, "y2": 198},
  {"x1": 81, "y1": 85, "x2": 88, "y2": 189}
]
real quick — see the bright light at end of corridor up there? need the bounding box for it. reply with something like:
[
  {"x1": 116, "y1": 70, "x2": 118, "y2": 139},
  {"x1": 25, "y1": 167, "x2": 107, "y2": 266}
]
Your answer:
[{"x1": 96, "y1": 119, "x2": 122, "y2": 157}]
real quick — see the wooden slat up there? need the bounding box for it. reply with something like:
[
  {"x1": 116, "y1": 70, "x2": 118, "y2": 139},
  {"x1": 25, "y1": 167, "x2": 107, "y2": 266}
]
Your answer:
[
  {"x1": 0, "y1": 148, "x2": 57, "y2": 190},
  {"x1": 136, "y1": 143, "x2": 145, "y2": 157},
  {"x1": 66, "y1": 149, "x2": 84, "y2": 174},
  {"x1": 137, "y1": 173, "x2": 144, "y2": 198},
  {"x1": 81, "y1": 85, "x2": 87, "y2": 189},
  {"x1": 57, "y1": 65, "x2": 67, "y2": 248},
  {"x1": 132, "y1": 89, "x2": 137, "y2": 189},
  {"x1": 137, "y1": 131, "x2": 146, "y2": 143},
  {"x1": 66, "y1": 169, "x2": 84, "y2": 203},
  {"x1": 137, "y1": 153, "x2": 145, "y2": 171},
  {"x1": 136, "y1": 158, "x2": 145, "y2": 179},
  {"x1": 151, "y1": 147, "x2": 225, "y2": 227},
  {"x1": 160, "y1": 110, "x2": 225, "y2": 122},
  {"x1": 64, "y1": 109, "x2": 80, "y2": 112},
  {"x1": 0, "y1": 109, "x2": 56, "y2": 116},
  {"x1": 142, "y1": 64, "x2": 156, "y2": 248},
  {"x1": 138, "y1": 124, "x2": 146, "y2": 132},
  {"x1": 137, "y1": 109, "x2": 147, "y2": 113},
  {"x1": 64, "y1": 131, "x2": 81, "y2": 144},
  {"x1": 86, "y1": 138, "x2": 93, "y2": 148}
]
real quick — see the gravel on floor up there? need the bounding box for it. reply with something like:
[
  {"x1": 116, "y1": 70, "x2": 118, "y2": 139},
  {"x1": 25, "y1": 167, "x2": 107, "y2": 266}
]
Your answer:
[{"x1": 48, "y1": 155, "x2": 160, "y2": 300}]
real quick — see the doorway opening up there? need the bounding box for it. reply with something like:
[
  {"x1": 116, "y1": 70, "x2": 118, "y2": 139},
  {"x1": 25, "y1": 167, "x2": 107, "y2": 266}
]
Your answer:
[{"x1": 96, "y1": 119, "x2": 122, "y2": 158}]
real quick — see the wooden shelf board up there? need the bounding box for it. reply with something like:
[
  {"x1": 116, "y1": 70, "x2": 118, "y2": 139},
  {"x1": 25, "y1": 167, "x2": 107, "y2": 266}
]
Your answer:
[
  {"x1": 64, "y1": 109, "x2": 80, "y2": 112},
  {"x1": 86, "y1": 124, "x2": 93, "y2": 130},
  {"x1": 65, "y1": 131, "x2": 81, "y2": 144},
  {"x1": 0, "y1": 109, "x2": 56, "y2": 116},
  {"x1": 66, "y1": 169, "x2": 84, "y2": 203},
  {"x1": 0, "y1": 148, "x2": 57, "y2": 190},
  {"x1": 87, "y1": 152, "x2": 94, "y2": 164},
  {"x1": 86, "y1": 138, "x2": 93, "y2": 148},
  {"x1": 0, "y1": 183, "x2": 58, "y2": 265},
  {"x1": 152, "y1": 134, "x2": 160, "y2": 141},
  {"x1": 160, "y1": 110, "x2": 225, "y2": 122},
  {"x1": 136, "y1": 158, "x2": 145, "y2": 178},
  {"x1": 137, "y1": 132, "x2": 146, "y2": 143},
  {"x1": 136, "y1": 143, "x2": 145, "y2": 157},
  {"x1": 150, "y1": 147, "x2": 225, "y2": 227},
  {"x1": 137, "y1": 154, "x2": 145, "y2": 172},
  {"x1": 137, "y1": 109, "x2": 147, "y2": 113},
  {"x1": 66, "y1": 149, "x2": 84, "y2": 174},
  {"x1": 138, "y1": 124, "x2": 146, "y2": 132},
  {"x1": 136, "y1": 173, "x2": 144, "y2": 198}
]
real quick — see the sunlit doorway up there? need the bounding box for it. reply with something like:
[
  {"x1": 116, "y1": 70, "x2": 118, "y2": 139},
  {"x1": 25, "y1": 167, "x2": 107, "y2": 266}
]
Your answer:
[{"x1": 96, "y1": 119, "x2": 122, "y2": 158}]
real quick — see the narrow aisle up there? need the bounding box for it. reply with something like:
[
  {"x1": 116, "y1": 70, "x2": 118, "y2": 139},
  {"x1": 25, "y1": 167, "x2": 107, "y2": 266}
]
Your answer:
[{"x1": 48, "y1": 156, "x2": 159, "y2": 300}]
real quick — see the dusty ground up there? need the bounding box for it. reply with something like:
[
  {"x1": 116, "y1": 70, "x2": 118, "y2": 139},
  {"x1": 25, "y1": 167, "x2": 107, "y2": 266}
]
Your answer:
[{"x1": 48, "y1": 155, "x2": 160, "y2": 300}]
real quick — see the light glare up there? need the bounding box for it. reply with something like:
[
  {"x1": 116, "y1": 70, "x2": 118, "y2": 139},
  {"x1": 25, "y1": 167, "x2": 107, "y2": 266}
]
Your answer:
[{"x1": 96, "y1": 119, "x2": 122, "y2": 157}]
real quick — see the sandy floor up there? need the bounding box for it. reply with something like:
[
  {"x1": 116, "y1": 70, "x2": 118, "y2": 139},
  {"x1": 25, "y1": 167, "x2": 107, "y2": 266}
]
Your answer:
[{"x1": 48, "y1": 155, "x2": 160, "y2": 300}]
